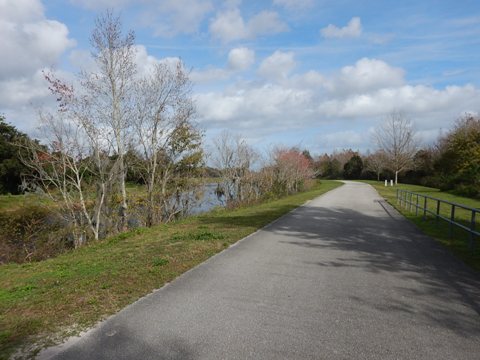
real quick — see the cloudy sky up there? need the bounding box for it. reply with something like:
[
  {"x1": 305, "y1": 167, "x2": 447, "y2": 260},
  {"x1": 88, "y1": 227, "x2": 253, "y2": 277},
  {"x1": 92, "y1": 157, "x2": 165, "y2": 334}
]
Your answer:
[{"x1": 1, "y1": 0, "x2": 480, "y2": 155}]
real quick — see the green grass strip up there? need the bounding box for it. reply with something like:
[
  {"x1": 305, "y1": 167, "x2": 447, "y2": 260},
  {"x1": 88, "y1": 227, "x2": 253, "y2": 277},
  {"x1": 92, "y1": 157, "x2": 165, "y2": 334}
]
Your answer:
[
  {"x1": 362, "y1": 180, "x2": 480, "y2": 272},
  {"x1": 0, "y1": 180, "x2": 341, "y2": 359}
]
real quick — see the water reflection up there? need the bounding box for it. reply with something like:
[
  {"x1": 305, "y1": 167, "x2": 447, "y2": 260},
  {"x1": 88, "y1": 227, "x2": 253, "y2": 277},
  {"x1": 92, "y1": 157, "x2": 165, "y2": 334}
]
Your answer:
[{"x1": 187, "y1": 183, "x2": 224, "y2": 215}]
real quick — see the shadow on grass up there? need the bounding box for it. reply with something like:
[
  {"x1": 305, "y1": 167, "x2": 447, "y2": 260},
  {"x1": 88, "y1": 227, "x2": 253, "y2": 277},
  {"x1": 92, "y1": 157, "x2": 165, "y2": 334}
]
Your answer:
[{"x1": 257, "y1": 204, "x2": 480, "y2": 338}]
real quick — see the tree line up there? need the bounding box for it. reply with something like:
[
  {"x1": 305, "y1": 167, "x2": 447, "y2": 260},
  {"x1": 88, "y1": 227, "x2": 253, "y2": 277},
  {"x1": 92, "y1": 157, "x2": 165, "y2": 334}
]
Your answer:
[
  {"x1": 212, "y1": 131, "x2": 314, "y2": 208},
  {"x1": 0, "y1": 12, "x2": 479, "y2": 263},
  {"x1": 0, "y1": 12, "x2": 316, "y2": 263},
  {"x1": 314, "y1": 112, "x2": 480, "y2": 198}
]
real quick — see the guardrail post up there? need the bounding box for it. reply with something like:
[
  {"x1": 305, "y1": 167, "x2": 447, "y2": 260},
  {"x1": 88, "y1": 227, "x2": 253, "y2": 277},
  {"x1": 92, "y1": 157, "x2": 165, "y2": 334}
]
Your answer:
[
  {"x1": 450, "y1": 205, "x2": 455, "y2": 238},
  {"x1": 415, "y1": 194, "x2": 419, "y2": 216},
  {"x1": 470, "y1": 210, "x2": 476, "y2": 250},
  {"x1": 397, "y1": 190, "x2": 477, "y2": 252},
  {"x1": 436, "y1": 200, "x2": 440, "y2": 222},
  {"x1": 423, "y1": 197, "x2": 427, "y2": 220}
]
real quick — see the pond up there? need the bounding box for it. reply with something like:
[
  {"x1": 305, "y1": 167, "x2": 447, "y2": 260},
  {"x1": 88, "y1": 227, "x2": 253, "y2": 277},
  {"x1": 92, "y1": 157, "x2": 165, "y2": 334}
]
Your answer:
[{"x1": 186, "y1": 183, "x2": 225, "y2": 215}]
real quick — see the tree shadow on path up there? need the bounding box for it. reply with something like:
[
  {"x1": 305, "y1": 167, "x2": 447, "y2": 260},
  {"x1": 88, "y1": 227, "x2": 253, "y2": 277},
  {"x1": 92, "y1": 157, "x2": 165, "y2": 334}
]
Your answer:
[{"x1": 267, "y1": 204, "x2": 480, "y2": 339}]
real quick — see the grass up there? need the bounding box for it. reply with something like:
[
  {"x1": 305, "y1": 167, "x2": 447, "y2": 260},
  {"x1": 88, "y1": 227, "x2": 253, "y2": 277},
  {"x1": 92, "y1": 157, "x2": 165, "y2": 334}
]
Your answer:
[
  {"x1": 0, "y1": 180, "x2": 341, "y2": 359},
  {"x1": 0, "y1": 193, "x2": 52, "y2": 212},
  {"x1": 363, "y1": 180, "x2": 480, "y2": 272}
]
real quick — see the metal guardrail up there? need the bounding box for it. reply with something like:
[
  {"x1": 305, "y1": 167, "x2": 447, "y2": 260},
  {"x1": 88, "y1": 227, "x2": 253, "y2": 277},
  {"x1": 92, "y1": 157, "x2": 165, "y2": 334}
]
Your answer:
[{"x1": 396, "y1": 189, "x2": 478, "y2": 249}]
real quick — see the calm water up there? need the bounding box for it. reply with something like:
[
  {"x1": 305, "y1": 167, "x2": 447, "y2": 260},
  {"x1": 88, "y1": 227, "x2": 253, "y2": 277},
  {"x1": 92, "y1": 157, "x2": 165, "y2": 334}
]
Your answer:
[{"x1": 188, "y1": 183, "x2": 224, "y2": 215}]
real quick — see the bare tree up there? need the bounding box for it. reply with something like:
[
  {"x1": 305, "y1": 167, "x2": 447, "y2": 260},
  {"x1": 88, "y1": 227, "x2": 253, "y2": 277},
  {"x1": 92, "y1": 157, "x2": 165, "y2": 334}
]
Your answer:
[
  {"x1": 21, "y1": 12, "x2": 136, "y2": 244},
  {"x1": 132, "y1": 61, "x2": 202, "y2": 225},
  {"x1": 21, "y1": 11, "x2": 204, "y2": 247},
  {"x1": 83, "y1": 10, "x2": 137, "y2": 230},
  {"x1": 364, "y1": 150, "x2": 387, "y2": 181},
  {"x1": 212, "y1": 131, "x2": 257, "y2": 206},
  {"x1": 374, "y1": 111, "x2": 417, "y2": 184},
  {"x1": 21, "y1": 110, "x2": 104, "y2": 245}
]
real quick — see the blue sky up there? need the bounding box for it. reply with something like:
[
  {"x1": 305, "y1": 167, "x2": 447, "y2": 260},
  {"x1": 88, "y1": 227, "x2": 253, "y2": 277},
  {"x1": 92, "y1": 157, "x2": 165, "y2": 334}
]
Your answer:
[{"x1": 2, "y1": 0, "x2": 480, "y2": 155}]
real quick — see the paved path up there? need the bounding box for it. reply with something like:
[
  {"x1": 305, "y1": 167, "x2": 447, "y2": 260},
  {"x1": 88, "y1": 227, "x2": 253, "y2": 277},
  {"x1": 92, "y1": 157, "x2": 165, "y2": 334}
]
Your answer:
[{"x1": 42, "y1": 181, "x2": 480, "y2": 360}]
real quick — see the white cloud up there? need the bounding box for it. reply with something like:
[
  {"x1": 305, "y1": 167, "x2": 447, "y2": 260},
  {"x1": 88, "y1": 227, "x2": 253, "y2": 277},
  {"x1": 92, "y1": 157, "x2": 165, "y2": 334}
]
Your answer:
[
  {"x1": 1, "y1": 0, "x2": 44, "y2": 21},
  {"x1": 222, "y1": 0, "x2": 241, "y2": 8},
  {"x1": 133, "y1": 45, "x2": 165, "y2": 76},
  {"x1": 209, "y1": 9, "x2": 247, "y2": 42},
  {"x1": 0, "y1": 69, "x2": 50, "y2": 108},
  {"x1": 195, "y1": 54, "x2": 479, "y2": 150},
  {"x1": 188, "y1": 47, "x2": 255, "y2": 83},
  {"x1": 416, "y1": 128, "x2": 444, "y2": 145},
  {"x1": 209, "y1": 8, "x2": 287, "y2": 43},
  {"x1": 196, "y1": 83, "x2": 312, "y2": 128},
  {"x1": 69, "y1": 49, "x2": 96, "y2": 73},
  {"x1": 0, "y1": 0, "x2": 75, "y2": 80},
  {"x1": 69, "y1": 0, "x2": 132, "y2": 10},
  {"x1": 196, "y1": 92, "x2": 243, "y2": 122},
  {"x1": 320, "y1": 17, "x2": 362, "y2": 39},
  {"x1": 71, "y1": 0, "x2": 213, "y2": 36},
  {"x1": 273, "y1": 0, "x2": 314, "y2": 10},
  {"x1": 291, "y1": 70, "x2": 325, "y2": 88},
  {"x1": 329, "y1": 58, "x2": 405, "y2": 94},
  {"x1": 68, "y1": 45, "x2": 180, "y2": 79},
  {"x1": 258, "y1": 51, "x2": 296, "y2": 81},
  {"x1": 0, "y1": 0, "x2": 75, "y2": 133},
  {"x1": 248, "y1": 11, "x2": 288, "y2": 37},
  {"x1": 318, "y1": 84, "x2": 479, "y2": 119},
  {"x1": 0, "y1": 68, "x2": 66, "y2": 133},
  {"x1": 228, "y1": 47, "x2": 255, "y2": 71},
  {"x1": 141, "y1": 0, "x2": 213, "y2": 37},
  {"x1": 317, "y1": 130, "x2": 365, "y2": 150},
  {"x1": 191, "y1": 68, "x2": 230, "y2": 83}
]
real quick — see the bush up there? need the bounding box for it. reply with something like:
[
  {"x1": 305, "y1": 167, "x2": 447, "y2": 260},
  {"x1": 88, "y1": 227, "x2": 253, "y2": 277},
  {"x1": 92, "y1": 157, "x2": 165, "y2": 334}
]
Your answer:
[
  {"x1": 433, "y1": 115, "x2": 480, "y2": 196},
  {"x1": 0, "y1": 205, "x2": 72, "y2": 264},
  {"x1": 452, "y1": 184, "x2": 480, "y2": 199},
  {"x1": 343, "y1": 155, "x2": 363, "y2": 179}
]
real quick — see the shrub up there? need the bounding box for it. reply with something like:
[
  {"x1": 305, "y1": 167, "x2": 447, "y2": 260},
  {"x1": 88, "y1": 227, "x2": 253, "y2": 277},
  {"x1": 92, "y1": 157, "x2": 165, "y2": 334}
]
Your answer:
[{"x1": 0, "y1": 205, "x2": 72, "y2": 264}]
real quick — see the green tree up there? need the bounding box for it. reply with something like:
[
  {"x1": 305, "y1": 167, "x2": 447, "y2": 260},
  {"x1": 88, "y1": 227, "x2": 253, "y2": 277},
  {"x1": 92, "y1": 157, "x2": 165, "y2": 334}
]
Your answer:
[
  {"x1": 435, "y1": 115, "x2": 480, "y2": 196},
  {"x1": 0, "y1": 116, "x2": 30, "y2": 194},
  {"x1": 325, "y1": 158, "x2": 341, "y2": 179},
  {"x1": 343, "y1": 154, "x2": 363, "y2": 179}
]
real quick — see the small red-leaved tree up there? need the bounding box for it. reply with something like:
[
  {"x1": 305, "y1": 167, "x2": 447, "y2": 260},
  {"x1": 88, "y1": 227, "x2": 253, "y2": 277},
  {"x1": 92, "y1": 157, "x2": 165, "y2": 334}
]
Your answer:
[{"x1": 273, "y1": 148, "x2": 314, "y2": 195}]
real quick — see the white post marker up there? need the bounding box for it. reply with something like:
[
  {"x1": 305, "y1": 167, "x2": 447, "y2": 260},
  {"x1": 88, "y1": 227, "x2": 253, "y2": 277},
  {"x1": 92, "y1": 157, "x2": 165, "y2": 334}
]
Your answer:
[
  {"x1": 390, "y1": 180, "x2": 394, "y2": 186},
  {"x1": 385, "y1": 180, "x2": 388, "y2": 186}
]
